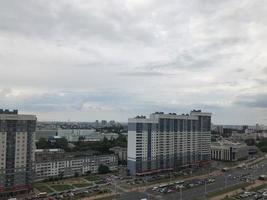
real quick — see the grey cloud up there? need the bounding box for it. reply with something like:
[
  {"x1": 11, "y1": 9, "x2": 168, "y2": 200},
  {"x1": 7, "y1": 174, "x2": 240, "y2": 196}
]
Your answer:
[
  {"x1": 0, "y1": 0, "x2": 267, "y2": 123},
  {"x1": 144, "y1": 55, "x2": 215, "y2": 71},
  {"x1": 235, "y1": 94, "x2": 267, "y2": 108},
  {"x1": 0, "y1": 0, "x2": 157, "y2": 46},
  {"x1": 0, "y1": 88, "x2": 12, "y2": 97},
  {"x1": 235, "y1": 68, "x2": 245, "y2": 73},
  {"x1": 0, "y1": 90, "x2": 138, "y2": 112},
  {"x1": 119, "y1": 71, "x2": 167, "y2": 77}
]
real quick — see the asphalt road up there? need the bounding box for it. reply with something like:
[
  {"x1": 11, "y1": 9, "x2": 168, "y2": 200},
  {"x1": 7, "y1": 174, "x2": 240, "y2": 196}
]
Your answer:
[{"x1": 117, "y1": 158, "x2": 267, "y2": 200}]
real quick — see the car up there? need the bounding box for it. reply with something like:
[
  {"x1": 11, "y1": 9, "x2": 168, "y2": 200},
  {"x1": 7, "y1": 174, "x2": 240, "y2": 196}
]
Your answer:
[
  {"x1": 176, "y1": 184, "x2": 185, "y2": 189},
  {"x1": 208, "y1": 178, "x2": 215, "y2": 183},
  {"x1": 152, "y1": 186, "x2": 158, "y2": 191},
  {"x1": 262, "y1": 191, "x2": 267, "y2": 197},
  {"x1": 254, "y1": 194, "x2": 263, "y2": 199},
  {"x1": 175, "y1": 180, "x2": 185, "y2": 184},
  {"x1": 160, "y1": 188, "x2": 167, "y2": 193}
]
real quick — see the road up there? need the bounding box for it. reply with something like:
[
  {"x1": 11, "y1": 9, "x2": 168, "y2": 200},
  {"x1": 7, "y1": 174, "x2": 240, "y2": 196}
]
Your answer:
[{"x1": 115, "y1": 158, "x2": 267, "y2": 200}]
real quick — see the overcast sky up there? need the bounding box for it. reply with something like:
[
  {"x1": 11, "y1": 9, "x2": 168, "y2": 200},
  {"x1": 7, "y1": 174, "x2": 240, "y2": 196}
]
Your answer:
[{"x1": 0, "y1": 0, "x2": 267, "y2": 124}]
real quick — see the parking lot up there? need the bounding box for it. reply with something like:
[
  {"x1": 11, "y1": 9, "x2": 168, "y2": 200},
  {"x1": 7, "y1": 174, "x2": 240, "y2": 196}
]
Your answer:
[
  {"x1": 117, "y1": 157, "x2": 267, "y2": 200},
  {"x1": 230, "y1": 184, "x2": 267, "y2": 200},
  {"x1": 149, "y1": 177, "x2": 215, "y2": 194}
]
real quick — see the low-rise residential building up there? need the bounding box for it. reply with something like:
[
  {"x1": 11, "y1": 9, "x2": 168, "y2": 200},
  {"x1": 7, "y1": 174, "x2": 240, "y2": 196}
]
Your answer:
[
  {"x1": 211, "y1": 141, "x2": 249, "y2": 161},
  {"x1": 34, "y1": 149, "x2": 118, "y2": 181},
  {"x1": 109, "y1": 146, "x2": 127, "y2": 163},
  {"x1": 56, "y1": 129, "x2": 119, "y2": 142}
]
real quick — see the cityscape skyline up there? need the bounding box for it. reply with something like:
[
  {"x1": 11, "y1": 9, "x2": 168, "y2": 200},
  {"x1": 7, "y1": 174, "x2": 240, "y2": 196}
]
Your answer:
[
  {"x1": 1, "y1": 1, "x2": 267, "y2": 199},
  {"x1": 1, "y1": 0, "x2": 267, "y2": 124},
  {"x1": 12, "y1": 110, "x2": 267, "y2": 127}
]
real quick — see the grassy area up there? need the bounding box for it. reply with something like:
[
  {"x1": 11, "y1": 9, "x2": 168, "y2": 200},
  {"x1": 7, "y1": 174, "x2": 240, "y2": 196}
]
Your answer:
[
  {"x1": 222, "y1": 197, "x2": 235, "y2": 200},
  {"x1": 34, "y1": 185, "x2": 54, "y2": 193},
  {"x1": 207, "y1": 182, "x2": 251, "y2": 198},
  {"x1": 50, "y1": 184, "x2": 74, "y2": 191},
  {"x1": 73, "y1": 183, "x2": 93, "y2": 188},
  {"x1": 72, "y1": 190, "x2": 113, "y2": 200},
  {"x1": 85, "y1": 175, "x2": 100, "y2": 182},
  {"x1": 249, "y1": 183, "x2": 267, "y2": 192}
]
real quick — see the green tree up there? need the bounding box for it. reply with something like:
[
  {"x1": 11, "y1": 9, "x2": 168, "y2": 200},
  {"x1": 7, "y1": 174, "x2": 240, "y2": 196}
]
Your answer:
[
  {"x1": 98, "y1": 164, "x2": 110, "y2": 174},
  {"x1": 36, "y1": 138, "x2": 50, "y2": 149},
  {"x1": 256, "y1": 138, "x2": 267, "y2": 152},
  {"x1": 58, "y1": 172, "x2": 64, "y2": 180},
  {"x1": 56, "y1": 137, "x2": 69, "y2": 150},
  {"x1": 85, "y1": 170, "x2": 91, "y2": 176},
  {"x1": 115, "y1": 134, "x2": 127, "y2": 147},
  {"x1": 244, "y1": 138, "x2": 256, "y2": 146}
]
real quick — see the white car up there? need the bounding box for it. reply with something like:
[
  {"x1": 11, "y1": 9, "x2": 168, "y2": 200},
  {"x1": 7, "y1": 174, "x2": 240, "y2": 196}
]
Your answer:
[
  {"x1": 152, "y1": 186, "x2": 158, "y2": 191},
  {"x1": 262, "y1": 191, "x2": 267, "y2": 197}
]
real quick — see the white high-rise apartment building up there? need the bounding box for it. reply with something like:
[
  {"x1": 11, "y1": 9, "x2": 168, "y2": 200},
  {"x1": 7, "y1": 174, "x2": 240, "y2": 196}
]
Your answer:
[
  {"x1": 0, "y1": 109, "x2": 36, "y2": 197},
  {"x1": 127, "y1": 110, "x2": 211, "y2": 175}
]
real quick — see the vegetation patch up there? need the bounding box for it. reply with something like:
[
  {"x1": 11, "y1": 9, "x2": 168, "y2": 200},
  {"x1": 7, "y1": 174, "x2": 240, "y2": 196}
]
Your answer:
[
  {"x1": 85, "y1": 175, "x2": 101, "y2": 182},
  {"x1": 34, "y1": 184, "x2": 54, "y2": 193},
  {"x1": 50, "y1": 184, "x2": 74, "y2": 191},
  {"x1": 207, "y1": 182, "x2": 251, "y2": 198},
  {"x1": 249, "y1": 183, "x2": 267, "y2": 192},
  {"x1": 73, "y1": 183, "x2": 93, "y2": 188}
]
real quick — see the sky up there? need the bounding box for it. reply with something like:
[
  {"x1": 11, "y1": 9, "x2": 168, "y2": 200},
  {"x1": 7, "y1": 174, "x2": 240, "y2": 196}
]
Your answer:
[{"x1": 0, "y1": 0, "x2": 267, "y2": 124}]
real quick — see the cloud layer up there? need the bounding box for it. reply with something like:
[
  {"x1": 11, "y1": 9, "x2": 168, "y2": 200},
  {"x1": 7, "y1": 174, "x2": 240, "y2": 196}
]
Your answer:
[{"x1": 0, "y1": 0, "x2": 267, "y2": 124}]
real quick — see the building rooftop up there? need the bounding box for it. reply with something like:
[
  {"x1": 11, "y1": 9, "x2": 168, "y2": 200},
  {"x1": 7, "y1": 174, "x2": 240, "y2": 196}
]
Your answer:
[
  {"x1": 35, "y1": 148, "x2": 116, "y2": 163},
  {"x1": 129, "y1": 110, "x2": 211, "y2": 122}
]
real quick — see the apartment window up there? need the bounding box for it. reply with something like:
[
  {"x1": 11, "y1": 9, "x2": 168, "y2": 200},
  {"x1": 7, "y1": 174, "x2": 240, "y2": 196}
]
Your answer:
[
  {"x1": 174, "y1": 119, "x2": 178, "y2": 132},
  {"x1": 166, "y1": 119, "x2": 170, "y2": 132},
  {"x1": 159, "y1": 119, "x2": 164, "y2": 132},
  {"x1": 179, "y1": 120, "x2": 183, "y2": 132},
  {"x1": 187, "y1": 120, "x2": 191, "y2": 132},
  {"x1": 202, "y1": 116, "x2": 211, "y2": 131},
  {"x1": 136, "y1": 123, "x2": 143, "y2": 133}
]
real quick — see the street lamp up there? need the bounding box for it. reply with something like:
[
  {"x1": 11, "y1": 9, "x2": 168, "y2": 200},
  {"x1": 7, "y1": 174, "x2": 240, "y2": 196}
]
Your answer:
[
  {"x1": 224, "y1": 175, "x2": 228, "y2": 189},
  {"x1": 179, "y1": 185, "x2": 183, "y2": 200}
]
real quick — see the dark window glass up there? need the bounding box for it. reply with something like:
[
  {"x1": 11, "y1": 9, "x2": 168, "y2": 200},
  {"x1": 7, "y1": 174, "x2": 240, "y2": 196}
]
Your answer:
[
  {"x1": 192, "y1": 120, "x2": 197, "y2": 132},
  {"x1": 174, "y1": 119, "x2": 178, "y2": 132},
  {"x1": 187, "y1": 120, "x2": 191, "y2": 132},
  {"x1": 202, "y1": 116, "x2": 211, "y2": 131},
  {"x1": 179, "y1": 120, "x2": 183, "y2": 132},
  {"x1": 136, "y1": 123, "x2": 143, "y2": 133},
  {"x1": 160, "y1": 119, "x2": 164, "y2": 132},
  {"x1": 183, "y1": 120, "x2": 187, "y2": 132},
  {"x1": 166, "y1": 119, "x2": 170, "y2": 132},
  {"x1": 170, "y1": 119, "x2": 174, "y2": 132}
]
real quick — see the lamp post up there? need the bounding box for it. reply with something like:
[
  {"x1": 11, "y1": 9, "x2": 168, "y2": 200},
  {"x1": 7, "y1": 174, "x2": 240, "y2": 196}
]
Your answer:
[
  {"x1": 224, "y1": 175, "x2": 228, "y2": 189},
  {"x1": 180, "y1": 186, "x2": 183, "y2": 200}
]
